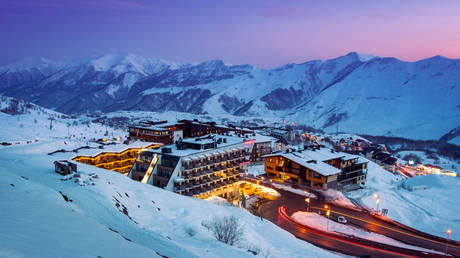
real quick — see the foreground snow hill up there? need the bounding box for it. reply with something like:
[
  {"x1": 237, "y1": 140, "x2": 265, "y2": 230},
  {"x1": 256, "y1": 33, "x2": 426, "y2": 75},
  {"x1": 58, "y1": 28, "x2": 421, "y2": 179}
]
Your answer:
[
  {"x1": 0, "y1": 145, "x2": 337, "y2": 258},
  {"x1": 347, "y1": 160, "x2": 460, "y2": 241}
]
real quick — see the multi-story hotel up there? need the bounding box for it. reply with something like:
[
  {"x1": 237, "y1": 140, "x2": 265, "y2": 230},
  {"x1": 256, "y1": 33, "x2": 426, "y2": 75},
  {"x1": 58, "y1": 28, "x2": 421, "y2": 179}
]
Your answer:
[
  {"x1": 263, "y1": 146, "x2": 367, "y2": 191},
  {"x1": 128, "y1": 134, "x2": 250, "y2": 199}
]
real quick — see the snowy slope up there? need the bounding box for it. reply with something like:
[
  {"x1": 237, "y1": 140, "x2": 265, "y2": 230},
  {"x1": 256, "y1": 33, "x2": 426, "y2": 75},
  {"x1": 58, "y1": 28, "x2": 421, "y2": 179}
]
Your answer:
[
  {"x1": 0, "y1": 147, "x2": 337, "y2": 258},
  {"x1": 0, "y1": 96, "x2": 124, "y2": 142},
  {"x1": 346, "y1": 160, "x2": 460, "y2": 240},
  {"x1": 0, "y1": 104, "x2": 338, "y2": 257}
]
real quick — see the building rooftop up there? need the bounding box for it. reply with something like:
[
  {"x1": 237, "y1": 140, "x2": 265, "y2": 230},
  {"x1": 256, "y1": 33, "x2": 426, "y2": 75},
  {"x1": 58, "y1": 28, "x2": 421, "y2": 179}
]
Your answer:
[
  {"x1": 263, "y1": 150, "x2": 342, "y2": 176},
  {"x1": 263, "y1": 147, "x2": 367, "y2": 176},
  {"x1": 129, "y1": 124, "x2": 177, "y2": 131},
  {"x1": 285, "y1": 152, "x2": 342, "y2": 176},
  {"x1": 298, "y1": 147, "x2": 345, "y2": 162},
  {"x1": 53, "y1": 141, "x2": 162, "y2": 160},
  {"x1": 251, "y1": 133, "x2": 277, "y2": 143},
  {"x1": 340, "y1": 152, "x2": 360, "y2": 161},
  {"x1": 148, "y1": 134, "x2": 248, "y2": 158}
]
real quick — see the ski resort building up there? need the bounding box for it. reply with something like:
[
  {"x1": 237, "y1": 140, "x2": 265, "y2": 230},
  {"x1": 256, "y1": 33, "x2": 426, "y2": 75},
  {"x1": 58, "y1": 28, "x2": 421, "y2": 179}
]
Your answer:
[
  {"x1": 128, "y1": 121, "x2": 183, "y2": 145},
  {"x1": 72, "y1": 143, "x2": 162, "y2": 175},
  {"x1": 128, "y1": 134, "x2": 250, "y2": 199},
  {"x1": 263, "y1": 146, "x2": 368, "y2": 191},
  {"x1": 247, "y1": 134, "x2": 278, "y2": 163},
  {"x1": 128, "y1": 119, "x2": 252, "y2": 145}
]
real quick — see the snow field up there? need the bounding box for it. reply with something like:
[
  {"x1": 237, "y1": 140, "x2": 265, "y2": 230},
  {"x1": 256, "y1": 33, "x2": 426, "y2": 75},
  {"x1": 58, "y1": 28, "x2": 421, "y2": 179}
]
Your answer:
[
  {"x1": 0, "y1": 147, "x2": 338, "y2": 258},
  {"x1": 346, "y1": 159, "x2": 460, "y2": 240}
]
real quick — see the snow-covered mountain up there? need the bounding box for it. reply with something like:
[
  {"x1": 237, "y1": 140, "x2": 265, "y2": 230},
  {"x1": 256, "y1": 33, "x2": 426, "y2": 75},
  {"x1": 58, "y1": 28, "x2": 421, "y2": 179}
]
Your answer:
[{"x1": 1, "y1": 52, "x2": 459, "y2": 141}]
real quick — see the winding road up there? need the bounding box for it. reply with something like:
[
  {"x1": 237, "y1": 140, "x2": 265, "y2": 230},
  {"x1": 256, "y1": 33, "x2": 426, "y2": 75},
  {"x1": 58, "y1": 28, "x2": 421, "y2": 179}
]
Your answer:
[{"x1": 258, "y1": 189, "x2": 460, "y2": 257}]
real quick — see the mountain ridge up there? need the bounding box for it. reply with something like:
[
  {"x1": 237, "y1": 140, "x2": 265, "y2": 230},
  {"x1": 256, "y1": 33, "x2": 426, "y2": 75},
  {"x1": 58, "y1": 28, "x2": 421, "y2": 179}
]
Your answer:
[{"x1": 0, "y1": 52, "x2": 459, "y2": 141}]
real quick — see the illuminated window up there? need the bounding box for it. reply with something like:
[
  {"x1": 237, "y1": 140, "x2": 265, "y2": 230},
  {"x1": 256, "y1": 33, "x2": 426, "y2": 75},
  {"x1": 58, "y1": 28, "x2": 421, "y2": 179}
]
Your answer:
[{"x1": 277, "y1": 157, "x2": 285, "y2": 167}]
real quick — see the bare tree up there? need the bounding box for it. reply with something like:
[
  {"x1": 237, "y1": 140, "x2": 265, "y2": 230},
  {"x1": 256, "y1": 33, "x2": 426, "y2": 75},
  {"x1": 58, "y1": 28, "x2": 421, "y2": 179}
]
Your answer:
[{"x1": 202, "y1": 215, "x2": 244, "y2": 246}]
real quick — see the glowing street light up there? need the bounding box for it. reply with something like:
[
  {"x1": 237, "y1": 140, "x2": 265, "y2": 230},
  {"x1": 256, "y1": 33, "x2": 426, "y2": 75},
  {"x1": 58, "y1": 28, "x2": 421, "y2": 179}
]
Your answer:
[
  {"x1": 446, "y1": 229, "x2": 452, "y2": 253},
  {"x1": 305, "y1": 197, "x2": 311, "y2": 212},
  {"x1": 324, "y1": 205, "x2": 331, "y2": 231},
  {"x1": 373, "y1": 193, "x2": 380, "y2": 213}
]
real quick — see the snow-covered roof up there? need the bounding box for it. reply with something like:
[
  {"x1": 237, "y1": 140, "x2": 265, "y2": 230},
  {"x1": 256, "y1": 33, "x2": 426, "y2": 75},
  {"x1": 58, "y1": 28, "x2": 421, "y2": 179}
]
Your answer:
[
  {"x1": 182, "y1": 138, "x2": 215, "y2": 145},
  {"x1": 298, "y1": 148, "x2": 344, "y2": 162},
  {"x1": 286, "y1": 153, "x2": 341, "y2": 176},
  {"x1": 340, "y1": 152, "x2": 360, "y2": 161},
  {"x1": 55, "y1": 141, "x2": 162, "y2": 160},
  {"x1": 150, "y1": 135, "x2": 246, "y2": 158},
  {"x1": 252, "y1": 133, "x2": 277, "y2": 143},
  {"x1": 129, "y1": 124, "x2": 174, "y2": 131},
  {"x1": 263, "y1": 151, "x2": 341, "y2": 177}
]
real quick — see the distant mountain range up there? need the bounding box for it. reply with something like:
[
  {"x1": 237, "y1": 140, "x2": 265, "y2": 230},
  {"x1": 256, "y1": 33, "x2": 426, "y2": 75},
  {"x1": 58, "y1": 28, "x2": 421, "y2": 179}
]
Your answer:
[{"x1": 0, "y1": 52, "x2": 459, "y2": 141}]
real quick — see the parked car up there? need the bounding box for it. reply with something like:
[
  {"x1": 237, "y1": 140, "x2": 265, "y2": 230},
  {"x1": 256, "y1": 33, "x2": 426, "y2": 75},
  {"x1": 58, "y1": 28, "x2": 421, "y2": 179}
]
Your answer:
[{"x1": 337, "y1": 216, "x2": 347, "y2": 224}]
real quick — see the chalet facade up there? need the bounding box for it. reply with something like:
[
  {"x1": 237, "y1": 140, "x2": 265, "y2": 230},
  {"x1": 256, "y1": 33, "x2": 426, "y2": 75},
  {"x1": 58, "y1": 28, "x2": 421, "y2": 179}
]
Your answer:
[{"x1": 263, "y1": 147, "x2": 367, "y2": 191}]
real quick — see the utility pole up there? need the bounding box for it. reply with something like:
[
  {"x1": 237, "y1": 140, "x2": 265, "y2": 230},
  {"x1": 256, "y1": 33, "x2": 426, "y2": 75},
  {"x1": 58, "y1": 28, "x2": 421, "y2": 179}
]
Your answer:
[
  {"x1": 446, "y1": 229, "x2": 452, "y2": 253},
  {"x1": 324, "y1": 205, "x2": 331, "y2": 232},
  {"x1": 48, "y1": 117, "x2": 55, "y2": 130}
]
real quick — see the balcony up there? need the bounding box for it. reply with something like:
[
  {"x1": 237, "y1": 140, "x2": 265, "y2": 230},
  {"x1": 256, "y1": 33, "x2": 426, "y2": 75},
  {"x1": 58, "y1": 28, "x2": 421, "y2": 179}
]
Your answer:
[
  {"x1": 175, "y1": 185, "x2": 186, "y2": 191},
  {"x1": 338, "y1": 171, "x2": 366, "y2": 181},
  {"x1": 342, "y1": 164, "x2": 366, "y2": 173}
]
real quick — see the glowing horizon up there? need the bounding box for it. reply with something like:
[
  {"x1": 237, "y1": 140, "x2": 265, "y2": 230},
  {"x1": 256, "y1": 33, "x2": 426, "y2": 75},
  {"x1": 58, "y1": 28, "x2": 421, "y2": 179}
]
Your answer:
[{"x1": 1, "y1": 0, "x2": 459, "y2": 68}]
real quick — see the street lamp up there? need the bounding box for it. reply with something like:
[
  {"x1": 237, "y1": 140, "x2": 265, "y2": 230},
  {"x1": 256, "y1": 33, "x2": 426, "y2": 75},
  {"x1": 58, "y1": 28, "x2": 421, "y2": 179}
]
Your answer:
[
  {"x1": 270, "y1": 179, "x2": 273, "y2": 188},
  {"x1": 305, "y1": 197, "x2": 310, "y2": 212},
  {"x1": 324, "y1": 204, "x2": 331, "y2": 232},
  {"x1": 373, "y1": 193, "x2": 380, "y2": 213},
  {"x1": 446, "y1": 229, "x2": 452, "y2": 253}
]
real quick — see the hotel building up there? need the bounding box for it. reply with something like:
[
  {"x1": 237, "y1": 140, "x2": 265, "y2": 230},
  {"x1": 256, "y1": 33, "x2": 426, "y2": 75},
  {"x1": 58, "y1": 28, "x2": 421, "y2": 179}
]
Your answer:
[{"x1": 128, "y1": 134, "x2": 250, "y2": 199}]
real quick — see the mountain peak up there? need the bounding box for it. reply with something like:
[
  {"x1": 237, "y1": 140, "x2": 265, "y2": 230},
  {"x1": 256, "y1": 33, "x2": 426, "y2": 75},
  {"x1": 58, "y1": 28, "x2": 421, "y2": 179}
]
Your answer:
[
  {"x1": 346, "y1": 51, "x2": 378, "y2": 62},
  {"x1": 89, "y1": 53, "x2": 172, "y2": 75},
  {"x1": 2, "y1": 57, "x2": 51, "y2": 72},
  {"x1": 199, "y1": 59, "x2": 226, "y2": 67}
]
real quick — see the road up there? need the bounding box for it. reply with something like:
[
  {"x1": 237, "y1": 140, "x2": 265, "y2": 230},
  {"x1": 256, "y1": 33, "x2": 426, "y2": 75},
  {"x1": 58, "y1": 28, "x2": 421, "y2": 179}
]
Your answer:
[
  {"x1": 259, "y1": 189, "x2": 460, "y2": 257},
  {"x1": 397, "y1": 165, "x2": 416, "y2": 178}
]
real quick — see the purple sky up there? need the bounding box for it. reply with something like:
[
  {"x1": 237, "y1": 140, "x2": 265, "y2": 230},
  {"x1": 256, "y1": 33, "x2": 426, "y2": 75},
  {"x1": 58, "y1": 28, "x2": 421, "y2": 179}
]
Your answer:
[{"x1": 1, "y1": 0, "x2": 459, "y2": 68}]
